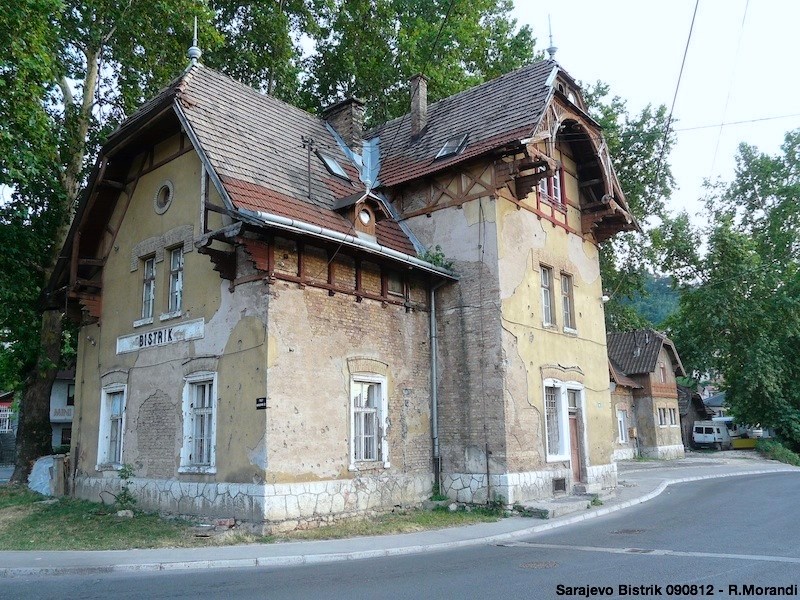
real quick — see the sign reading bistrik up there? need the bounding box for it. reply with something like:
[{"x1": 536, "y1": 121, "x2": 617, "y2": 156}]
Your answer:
[{"x1": 116, "y1": 318, "x2": 205, "y2": 354}]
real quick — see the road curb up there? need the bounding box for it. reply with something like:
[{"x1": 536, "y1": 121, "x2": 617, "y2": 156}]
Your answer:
[{"x1": 1, "y1": 467, "x2": 797, "y2": 577}]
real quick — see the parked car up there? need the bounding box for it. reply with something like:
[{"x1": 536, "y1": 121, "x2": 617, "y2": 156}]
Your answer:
[{"x1": 692, "y1": 421, "x2": 733, "y2": 450}]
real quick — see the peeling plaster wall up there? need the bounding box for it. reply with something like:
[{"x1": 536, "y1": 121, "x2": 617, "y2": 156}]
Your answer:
[
  {"x1": 494, "y1": 193, "x2": 617, "y2": 493},
  {"x1": 611, "y1": 389, "x2": 636, "y2": 460},
  {"x1": 265, "y1": 277, "x2": 432, "y2": 483},
  {"x1": 631, "y1": 347, "x2": 684, "y2": 458},
  {"x1": 72, "y1": 141, "x2": 270, "y2": 522},
  {"x1": 404, "y1": 198, "x2": 509, "y2": 483}
]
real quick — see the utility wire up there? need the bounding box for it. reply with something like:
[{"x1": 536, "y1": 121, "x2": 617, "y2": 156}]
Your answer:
[
  {"x1": 710, "y1": 0, "x2": 750, "y2": 176},
  {"x1": 653, "y1": 0, "x2": 701, "y2": 187}
]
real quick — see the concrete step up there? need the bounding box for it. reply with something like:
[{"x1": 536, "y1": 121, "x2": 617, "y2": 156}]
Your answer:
[{"x1": 518, "y1": 490, "x2": 616, "y2": 519}]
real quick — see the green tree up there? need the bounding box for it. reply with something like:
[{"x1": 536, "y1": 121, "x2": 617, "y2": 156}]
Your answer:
[
  {"x1": 1, "y1": 0, "x2": 217, "y2": 482},
  {"x1": 665, "y1": 130, "x2": 800, "y2": 446},
  {"x1": 583, "y1": 82, "x2": 676, "y2": 331},
  {"x1": 303, "y1": 0, "x2": 537, "y2": 124}
]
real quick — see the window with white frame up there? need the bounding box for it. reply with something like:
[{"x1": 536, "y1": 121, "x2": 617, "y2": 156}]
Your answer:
[
  {"x1": 142, "y1": 256, "x2": 156, "y2": 319},
  {"x1": 168, "y1": 247, "x2": 184, "y2": 313},
  {"x1": 543, "y1": 379, "x2": 581, "y2": 461},
  {"x1": 669, "y1": 407, "x2": 678, "y2": 426},
  {"x1": 658, "y1": 407, "x2": 667, "y2": 426},
  {"x1": 97, "y1": 385, "x2": 126, "y2": 469},
  {"x1": 561, "y1": 272, "x2": 576, "y2": 331},
  {"x1": 0, "y1": 407, "x2": 12, "y2": 432},
  {"x1": 537, "y1": 169, "x2": 563, "y2": 204},
  {"x1": 350, "y1": 375, "x2": 388, "y2": 468},
  {"x1": 180, "y1": 373, "x2": 217, "y2": 472},
  {"x1": 541, "y1": 265, "x2": 555, "y2": 326},
  {"x1": 617, "y1": 409, "x2": 629, "y2": 443}
]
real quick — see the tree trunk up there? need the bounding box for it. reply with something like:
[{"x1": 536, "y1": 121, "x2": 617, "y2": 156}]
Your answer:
[{"x1": 11, "y1": 309, "x2": 63, "y2": 483}]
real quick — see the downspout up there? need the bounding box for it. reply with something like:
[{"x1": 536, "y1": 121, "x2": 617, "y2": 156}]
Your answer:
[{"x1": 430, "y1": 281, "x2": 446, "y2": 491}]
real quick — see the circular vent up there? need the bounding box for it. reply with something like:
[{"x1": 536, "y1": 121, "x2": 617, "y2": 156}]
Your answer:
[{"x1": 154, "y1": 180, "x2": 174, "y2": 214}]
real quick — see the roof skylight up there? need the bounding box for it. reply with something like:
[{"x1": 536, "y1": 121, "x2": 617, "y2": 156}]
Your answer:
[
  {"x1": 317, "y1": 152, "x2": 350, "y2": 180},
  {"x1": 435, "y1": 133, "x2": 468, "y2": 160}
]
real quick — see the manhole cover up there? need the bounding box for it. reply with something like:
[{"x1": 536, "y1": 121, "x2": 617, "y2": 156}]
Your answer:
[
  {"x1": 611, "y1": 529, "x2": 646, "y2": 534},
  {"x1": 519, "y1": 561, "x2": 559, "y2": 569}
]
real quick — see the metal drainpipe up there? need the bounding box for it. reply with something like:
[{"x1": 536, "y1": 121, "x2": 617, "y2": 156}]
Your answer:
[{"x1": 430, "y1": 281, "x2": 446, "y2": 491}]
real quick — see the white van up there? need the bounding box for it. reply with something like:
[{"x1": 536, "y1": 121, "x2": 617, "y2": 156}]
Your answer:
[
  {"x1": 692, "y1": 421, "x2": 732, "y2": 450},
  {"x1": 712, "y1": 416, "x2": 745, "y2": 439}
]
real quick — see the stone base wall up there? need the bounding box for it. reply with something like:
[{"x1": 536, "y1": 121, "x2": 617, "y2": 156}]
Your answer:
[
  {"x1": 612, "y1": 447, "x2": 635, "y2": 461},
  {"x1": 442, "y1": 463, "x2": 617, "y2": 505},
  {"x1": 73, "y1": 472, "x2": 432, "y2": 532},
  {"x1": 640, "y1": 444, "x2": 685, "y2": 460}
]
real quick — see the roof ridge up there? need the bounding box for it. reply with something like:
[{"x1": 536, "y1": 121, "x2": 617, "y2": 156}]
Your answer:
[{"x1": 366, "y1": 59, "x2": 553, "y2": 136}]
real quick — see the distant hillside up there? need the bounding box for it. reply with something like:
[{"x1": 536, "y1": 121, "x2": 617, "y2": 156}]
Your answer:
[{"x1": 622, "y1": 273, "x2": 680, "y2": 327}]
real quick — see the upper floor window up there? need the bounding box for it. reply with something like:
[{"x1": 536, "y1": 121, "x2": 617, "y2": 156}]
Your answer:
[
  {"x1": 168, "y1": 247, "x2": 184, "y2": 313},
  {"x1": 0, "y1": 407, "x2": 12, "y2": 433},
  {"x1": 142, "y1": 257, "x2": 156, "y2": 319},
  {"x1": 659, "y1": 362, "x2": 667, "y2": 383},
  {"x1": 541, "y1": 266, "x2": 555, "y2": 326},
  {"x1": 538, "y1": 169, "x2": 564, "y2": 204},
  {"x1": 561, "y1": 273, "x2": 575, "y2": 331},
  {"x1": 658, "y1": 407, "x2": 667, "y2": 426}
]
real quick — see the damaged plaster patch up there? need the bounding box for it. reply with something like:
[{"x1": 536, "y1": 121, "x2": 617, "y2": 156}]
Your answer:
[
  {"x1": 195, "y1": 281, "x2": 264, "y2": 356},
  {"x1": 248, "y1": 434, "x2": 267, "y2": 471},
  {"x1": 498, "y1": 209, "x2": 545, "y2": 299},
  {"x1": 567, "y1": 234, "x2": 600, "y2": 284},
  {"x1": 405, "y1": 200, "x2": 498, "y2": 265}
]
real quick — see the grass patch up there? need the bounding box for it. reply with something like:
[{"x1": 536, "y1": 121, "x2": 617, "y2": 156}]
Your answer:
[
  {"x1": 757, "y1": 439, "x2": 800, "y2": 467},
  {"x1": 0, "y1": 484, "x2": 503, "y2": 550},
  {"x1": 284, "y1": 506, "x2": 503, "y2": 541}
]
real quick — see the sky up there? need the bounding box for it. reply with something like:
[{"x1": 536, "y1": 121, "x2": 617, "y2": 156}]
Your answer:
[{"x1": 512, "y1": 0, "x2": 800, "y2": 222}]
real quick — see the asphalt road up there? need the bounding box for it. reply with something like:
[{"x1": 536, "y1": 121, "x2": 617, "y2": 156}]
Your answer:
[{"x1": 5, "y1": 473, "x2": 799, "y2": 600}]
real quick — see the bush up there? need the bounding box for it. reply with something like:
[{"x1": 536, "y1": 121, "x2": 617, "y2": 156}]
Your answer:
[{"x1": 757, "y1": 439, "x2": 800, "y2": 467}]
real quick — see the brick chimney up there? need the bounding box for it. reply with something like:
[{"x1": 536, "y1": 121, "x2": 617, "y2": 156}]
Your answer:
[
  {"x1": 322, "y1": 97, "x2": 366, "y2": 150},
  {"x1": 410, "y1": 74, "x2": 428, "y2": 137}
]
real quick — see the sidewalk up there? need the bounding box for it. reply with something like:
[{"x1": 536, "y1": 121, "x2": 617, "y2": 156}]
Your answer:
[{"x1": 1, "y1": 454, "x2": 797, "y2": 577}]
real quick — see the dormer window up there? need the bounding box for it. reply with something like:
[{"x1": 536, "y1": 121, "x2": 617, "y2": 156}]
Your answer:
[
  {"x1": 435, "y1": 133, "x2": 468, "y2": 159},
  {"x1": 358, "y1": 208, "x2": 372, "y2": 226},
  {"x1": 317, "y1": 151, "x2": 350, "y2": 180}
]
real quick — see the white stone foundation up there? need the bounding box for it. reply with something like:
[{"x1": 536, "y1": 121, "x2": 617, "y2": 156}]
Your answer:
[
  {"x1": 640, "y1": 444, "x2": 685, "y2": 460},
  {"x1": 612, "y1": 447, "x2": 635, "y2": 461},
  {"x1": 73, "y1": 472, "x2": 432, "y2": 531},
  {"x1": 442, "y1": 463, "x2": 617, "y2": 505}
]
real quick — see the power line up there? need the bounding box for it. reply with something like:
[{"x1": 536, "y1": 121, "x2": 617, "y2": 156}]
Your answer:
[
  {"x1": 654, "y1": 0, "x2": 701, "y2": 186},
  {"x1": 710, "y1": 0, "x2": 750, "y2": 175}
]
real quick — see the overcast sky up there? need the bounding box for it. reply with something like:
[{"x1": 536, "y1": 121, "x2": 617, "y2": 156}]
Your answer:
[{"x1": 513, "y1": 0, "x2": 800, "y2": 222}]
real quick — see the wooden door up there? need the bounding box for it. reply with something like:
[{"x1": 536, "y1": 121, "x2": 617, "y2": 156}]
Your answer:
[{"x1": 569, "y1": 413, "x2": 582, "y2": 483}]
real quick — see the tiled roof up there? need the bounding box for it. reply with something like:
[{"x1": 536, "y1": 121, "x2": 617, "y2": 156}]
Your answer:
[
  {"x1": 678, "y1": 385, "x2": 713, "y2": 417},
  {"x1": 172, "y1": 65, "x2": 421, "y2": 257},
  {"x1": 704, "y1": 391, "x2": 727, "y2": 408},
  {"x1": 365, "y1": 61, "x2": 556, "y2": 187},
  {"x1": 607, "y1": 329, "x2": 686, "y2": 377},
  {"x1": 609, "y1": 359, "x2": 642, "y2": 389}
]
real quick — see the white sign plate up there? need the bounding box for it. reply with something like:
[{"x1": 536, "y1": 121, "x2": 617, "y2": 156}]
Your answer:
[{"x1": 116, "y1": 318, "x2": 205, "y2": 354}]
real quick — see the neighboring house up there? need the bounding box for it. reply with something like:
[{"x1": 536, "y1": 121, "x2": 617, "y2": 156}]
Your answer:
[
  {"x1": 43, "y1": 55, "x2": 637, "y2": 530},
  {"x1": 0, "y1": 391, "x2": 15, "y2": 464},
  {"x1": 50, "y1": 370, "x2": 75, "y2": 451},
  {"x1": 607, "y1": 329, "x2": 686, "y2": 459},
  {"x1": 704, "y1": 391, "x2": 727, "y2": 418},
  {"x1": 677, "y1": 385, "x2": 713, "y2": 449},
  {"x1": 609, "y1": 360, "x2": 641, "y2": 460}
]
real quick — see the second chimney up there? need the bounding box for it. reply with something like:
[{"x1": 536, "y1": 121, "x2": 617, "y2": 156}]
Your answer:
[
  {"x1": 410, "y1": 74, "x2": 428, "y2": 137},
  {"x1": 322, "y1": 97, "x2": 365, "y2": 150}
]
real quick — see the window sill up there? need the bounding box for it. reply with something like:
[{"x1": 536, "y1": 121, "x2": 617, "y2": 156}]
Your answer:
[
  {"x1": 348, "y1": 460, "x2": 390, "y2": 471},
  {"x1": 542, "y1": 322, "x2": 558, "y2": 331},
  {"x1": 95, "y1": 463, "x2": 123, "y2": 472},
  {"x1": 160, "y1": 310, "x2": 182, "y2": 322},
  {"x1": 545, "y1": 454, "x2": 570, "y2": 463},
  {"x1": 179, "y1": 465, "x2": 216, "y2": 474},
  {"x1": 133, "y1": 317, "x2": 153, "y2": 328},
  {"x1": 563, "y1": 326, "x2": 578, "y2": 336}
]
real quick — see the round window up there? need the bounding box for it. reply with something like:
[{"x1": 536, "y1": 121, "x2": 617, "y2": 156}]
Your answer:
[
  {"x1": 153, "y1": 180, "x2": 174, "y2": 214},
  {"x1": 358, "y1": 208, "x2": 372, "y2": 225}
]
